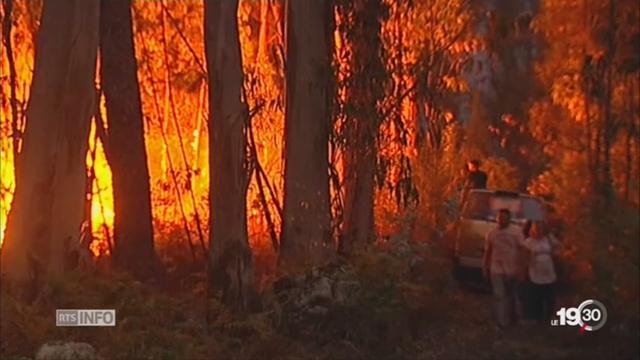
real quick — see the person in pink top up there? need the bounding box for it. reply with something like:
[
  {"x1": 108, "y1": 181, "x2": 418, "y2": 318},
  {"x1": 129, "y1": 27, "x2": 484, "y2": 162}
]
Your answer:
[
  {"x1": 521, "y1": 221, "x2": 561, "y2": 322},
  {"x1": 483, "y1": 208, "x2": 524, "y2": 327}
]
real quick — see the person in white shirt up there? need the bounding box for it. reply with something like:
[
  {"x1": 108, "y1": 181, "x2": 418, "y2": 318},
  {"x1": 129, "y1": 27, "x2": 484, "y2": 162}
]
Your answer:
[
  {"x1": 483, "y1": 208, "x2": 525, "y2": 327},
  {"x1": 521, "y1": 221, "x2": 560, "y2": 322}
]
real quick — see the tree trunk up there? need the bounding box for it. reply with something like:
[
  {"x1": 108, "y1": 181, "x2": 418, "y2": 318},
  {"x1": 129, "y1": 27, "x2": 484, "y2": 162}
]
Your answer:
[
  {"x1": 594, "y1": 0, "x2": 617, "y2": 208},
  {"x1": 1, "y1": 0, "x2": 99, "y2": 301},
  {"x1": 99, "y1": 0, "x2": 160, "y2": 280},
  {"x1": 583, "y1": 58, "x2": 597, "y2": 196},
  {"x1": 624, "y1": 129, "x2": 631, "y2": 201},
  {"x1": 205, "y1": 0, "x2": 259, "y2": 312},
  {"x1": 340, "y1": 134, "x2": 376, "y2": 253},
  {"x1": 338, "y1": 0, "x2": 384, "y2": 254},
  {"x1": 280, "y1": 0, "x2": 334, "y2": 268}
]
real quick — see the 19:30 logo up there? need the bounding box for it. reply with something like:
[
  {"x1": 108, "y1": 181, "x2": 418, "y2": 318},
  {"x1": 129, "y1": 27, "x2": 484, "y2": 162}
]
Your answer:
[{"x1": 551, "y1": 299, "x2": 607, "y2": 332}]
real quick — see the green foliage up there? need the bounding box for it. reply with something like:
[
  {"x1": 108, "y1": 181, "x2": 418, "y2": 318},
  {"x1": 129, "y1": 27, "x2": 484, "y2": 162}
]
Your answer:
[
  {"x1": 1, "y1": 271, "x2": 210, "y2": 359},
  {"x1": 3, "y1": 239, "x2": 638, "y2": 359},
  {"x1": 530, "y1": 156, "x2": 639, "y2": 320},
  {"x1": 410, "y1": 124, "x2": 465, "y2": 238},
  {"x1": 571, "y1": 204, "x2": 640, "y2": 315},
  {"x1": 526, "y1": 3, "x2": 639, "y2": 322}
]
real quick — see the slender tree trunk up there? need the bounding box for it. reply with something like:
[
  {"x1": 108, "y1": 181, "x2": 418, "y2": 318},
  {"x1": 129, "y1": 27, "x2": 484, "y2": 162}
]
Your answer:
[
  {"x1": 1, "y1": 0, "x2": 99, "y2": 300},
  {"x1": 601, "y1": 122, "x2": 613, "y2": 203},
  {"x1": 100, "y1": 0, "x2": 160, "y2": 280},
  {"x1": 624, "y1": 129, "x2": 631, "y2": 201},
  {"x1": 280, "y1": 0, "x2": 334, "y2": 268},
  {"x1": 338, "y1": 0, "x2": 384, "y2": 254},
  {"x1": 581, "y1": 1, "x2": 600, "y2": 199},
  {"x1": 594, "y1": 124, "x2": 602, "y2": 195},
  {"x1": 205, "y1": 0, "x2": 259, "y2": 311},
  {"x1": 583, "y1": 60, "x2": 597, "y2": 195},
  {"x1": 340, "y1": 135, "x2": 376, "y2": 253},
  {"x1": 594, "y1": 0, "x2": 617, "y2": 207},
  {"x1": 625, "y1": 75, "x2": 639, "y2": 202}
]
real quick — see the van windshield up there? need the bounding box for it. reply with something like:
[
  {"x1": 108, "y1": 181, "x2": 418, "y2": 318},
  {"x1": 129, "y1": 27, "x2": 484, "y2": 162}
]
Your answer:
[{"x1": 463, "y1": 192, "x2": 544, "y2": 221}]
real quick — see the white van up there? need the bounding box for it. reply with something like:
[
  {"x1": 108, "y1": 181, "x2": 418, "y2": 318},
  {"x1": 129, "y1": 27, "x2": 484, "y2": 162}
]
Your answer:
[{"x1": 452, "y1": 189, "x2": 546, "y2": 277}]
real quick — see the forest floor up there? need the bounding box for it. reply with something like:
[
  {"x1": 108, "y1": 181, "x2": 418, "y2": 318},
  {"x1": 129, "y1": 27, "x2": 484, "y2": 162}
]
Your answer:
[{"x1": 1, "y1": 239, "x2": 638, "y2": 360}]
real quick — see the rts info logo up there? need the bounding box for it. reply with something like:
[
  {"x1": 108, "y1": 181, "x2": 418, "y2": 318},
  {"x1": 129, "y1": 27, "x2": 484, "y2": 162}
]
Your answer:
[{"x1": 551, "y1": 299, "x2": 607, "y2": 332}]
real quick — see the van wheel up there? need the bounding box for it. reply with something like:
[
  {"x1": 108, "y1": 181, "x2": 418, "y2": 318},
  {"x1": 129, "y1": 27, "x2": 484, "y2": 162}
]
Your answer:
[{"x1": 452, "y1": 257, "x2": 466, "y2": 281}]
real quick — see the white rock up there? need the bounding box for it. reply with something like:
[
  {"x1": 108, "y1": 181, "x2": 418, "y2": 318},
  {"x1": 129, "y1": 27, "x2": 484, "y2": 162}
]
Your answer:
[
  {"x1": 309, "y1": 277, "x2": 333, "y2": 302},
  {"x1": 307, "y1": 305, "x2": 329, "y2": 316},
  {"x1": 35, "y1": 342, "x2": 98, "y2": 360},
  {"x1": 333, "y1": 280, "x2": 360, "y2": 304}
]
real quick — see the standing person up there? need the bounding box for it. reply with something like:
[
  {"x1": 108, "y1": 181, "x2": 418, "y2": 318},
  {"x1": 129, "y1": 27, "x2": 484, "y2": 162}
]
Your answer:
[
  {"x1": 516, "y1": 220, "x2": 534, "y2": 323},
  {"x1": 465, "y1": 160, "x2": 488, "y2": 190},
  {"x1": 483, "y1": 208, "x2": 524, "y2": 327},
  {"x1": 522, "y1": 221, "x2": 560, "y2": 322},
  {"x1": 460, "y1": 160, "x2": 488, "y2": 209}
]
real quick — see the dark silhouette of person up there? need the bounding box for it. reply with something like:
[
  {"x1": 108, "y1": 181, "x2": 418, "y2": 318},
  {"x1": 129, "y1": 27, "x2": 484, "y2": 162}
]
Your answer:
[
  {"x1": 460, "y1": 160, "x2": 488, "y2": 210},
  {"x1": 466, "y1": 160, "x2": 488, "y2": 190}
]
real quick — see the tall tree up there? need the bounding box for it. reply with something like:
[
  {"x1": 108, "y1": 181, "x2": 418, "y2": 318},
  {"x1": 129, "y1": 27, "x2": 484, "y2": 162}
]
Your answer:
[
  {"x1": 280, "y1": 0, "x2": 334, "y2": 267},
  {"x1": 204, "y1": 0, "x2": 258, "y2": 311},
  {"x1": 530, "y1": 0, "x2": 640, "y2": 209},
  {"x1": 479, "y1": 0, "x2": 542, "y2": 188},
  {"x1": 338, "y1": 0, "x2": 386, "y2": 254},
  {"x1": 99, "y1": 0, "x2": 160, "y2": 279},
  {"x1": 1, "y1": 0, "x2": 99, "y2": 300}
]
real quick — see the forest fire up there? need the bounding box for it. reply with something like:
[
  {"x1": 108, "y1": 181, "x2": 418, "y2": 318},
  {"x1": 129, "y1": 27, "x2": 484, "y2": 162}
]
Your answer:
[
  {"x1": 1, "y1": 1, "x2": 287, "y2": 254},
  {"x1": 85, "y1": 123, "x2": 114, "y2": 255},
  {"x1": 0, "y1": 149, "x2": 13, "y2": 246},
  {"x1": 0, "y1": 120, "x2": 115, "y2": 254},
  {"x1": 0, "y1": 0, "x2": 638, "y2": 359}
]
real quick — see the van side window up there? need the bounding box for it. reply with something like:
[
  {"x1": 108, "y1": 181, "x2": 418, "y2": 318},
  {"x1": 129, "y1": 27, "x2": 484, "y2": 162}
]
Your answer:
[
  {"x1": 463, "y1": 192, "x2": 545, "y2": 221},
  {"x1": 522, "y1": 198, "x2": 544, "y2": 221}
]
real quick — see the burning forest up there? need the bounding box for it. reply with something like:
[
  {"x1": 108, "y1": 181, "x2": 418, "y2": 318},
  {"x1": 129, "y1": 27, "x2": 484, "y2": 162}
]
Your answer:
[{"x1": 0, "y1": 0, "x2": 638, "y2": 359}]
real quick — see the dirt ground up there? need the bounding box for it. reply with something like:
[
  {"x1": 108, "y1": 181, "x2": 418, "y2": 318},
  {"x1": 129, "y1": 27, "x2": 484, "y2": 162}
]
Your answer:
[{"x1": 408, "y1": 282, "x2": 639, "y2": 360}]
